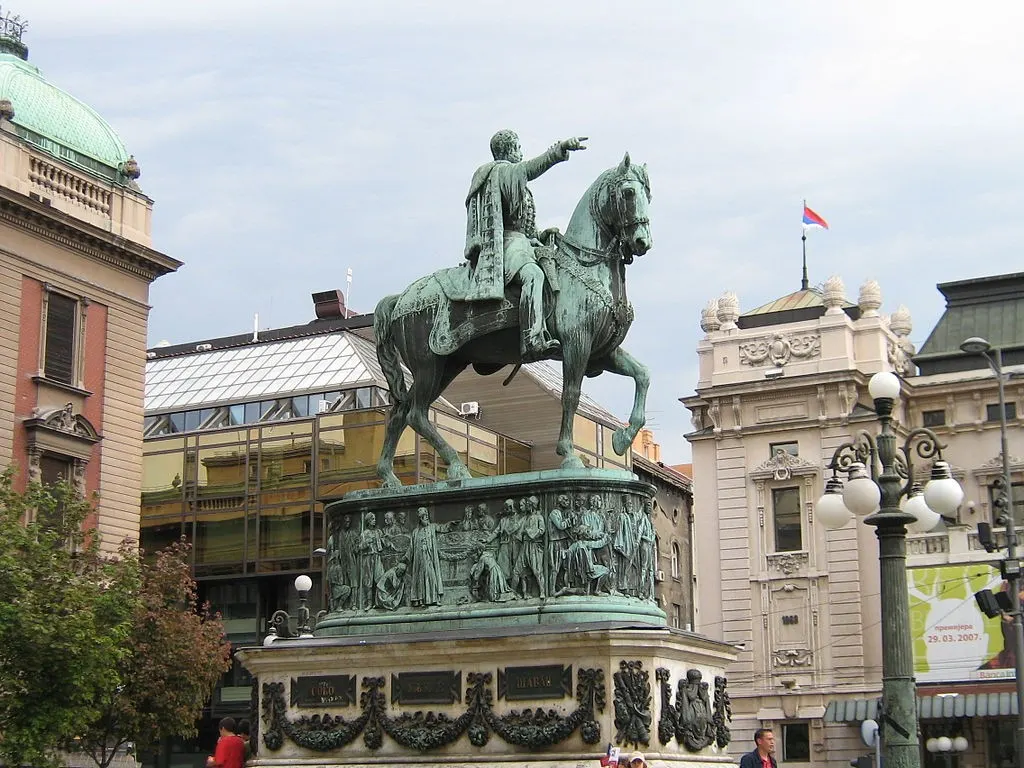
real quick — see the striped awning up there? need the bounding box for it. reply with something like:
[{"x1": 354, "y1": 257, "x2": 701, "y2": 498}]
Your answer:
[{"x1": 825, "y1": 693, "x2": 1018, "y2": 723}]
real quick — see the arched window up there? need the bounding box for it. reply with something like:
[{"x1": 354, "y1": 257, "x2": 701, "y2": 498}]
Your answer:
[{"x1": 671, "y1": 543, "x2": 680, "y2": 578}]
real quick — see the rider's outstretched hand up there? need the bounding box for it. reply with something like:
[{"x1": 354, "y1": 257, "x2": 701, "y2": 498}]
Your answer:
[{"x1": 560, "y1": 136, "x2": 588, "y2": 153}]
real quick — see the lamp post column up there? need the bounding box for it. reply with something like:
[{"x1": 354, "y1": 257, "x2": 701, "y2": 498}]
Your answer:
[
  {"x1": 993, "y1": 348, "x2": 1024, "y2": 768},
  {"x1": 864, "y1": 396, "x2": 922, "y2": 768}
]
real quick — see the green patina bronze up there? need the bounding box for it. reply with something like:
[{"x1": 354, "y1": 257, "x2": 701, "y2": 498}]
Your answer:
[
  {"x1": 373, "y1": 131, "x2": 653, "y2": 488},
  {"x1": 316, "y1": 134, "x2": 662, "y2": 636}
]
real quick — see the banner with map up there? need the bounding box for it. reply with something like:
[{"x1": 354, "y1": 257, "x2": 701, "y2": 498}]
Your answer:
[{"x1": 908, "y1": 564, "x2": 1016, "y2": 682}]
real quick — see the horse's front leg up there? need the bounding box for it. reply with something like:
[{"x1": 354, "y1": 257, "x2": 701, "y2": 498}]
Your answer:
[
  {"x1": 604, "y1": 346, "x2": 650, "y2": 456},
  {"x1": 557, "y1": 338, "x2": 590, "y2": 469}
]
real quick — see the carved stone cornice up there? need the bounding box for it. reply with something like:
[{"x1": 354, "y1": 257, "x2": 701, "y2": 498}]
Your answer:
[
  {"x1": 750, "y1": 451, "x2": 819, "y2": 481},
  {"x1": 738, "y1": 332, "x2": 821, "y2": 368},
  {"x1": 974, "y1": 454, "x2": 1024, "y2": 478},
  {"x1": 0, "y1": 189, "x2": 180, "y2": 280}
]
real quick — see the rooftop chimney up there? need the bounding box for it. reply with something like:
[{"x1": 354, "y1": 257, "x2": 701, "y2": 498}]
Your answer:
[{"x1": 312, "y1": 289, "x2": 347, "y2": 320}]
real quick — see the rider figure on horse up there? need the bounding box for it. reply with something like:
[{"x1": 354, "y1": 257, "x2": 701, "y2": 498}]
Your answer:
[{"x1": 463, "y1": 129, "x2": 588, "y2": 362}]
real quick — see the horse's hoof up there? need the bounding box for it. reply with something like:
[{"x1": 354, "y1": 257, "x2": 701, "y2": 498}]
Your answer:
[
  {"x1": 446, "y1": 464, "x2": 473, "y2": 481},
  {"x1": 560, "y1": 455, "x2": 585, "y2": 470},
  {"x1": 612, "y1": 428, "x2": 631, "y2": 456}
]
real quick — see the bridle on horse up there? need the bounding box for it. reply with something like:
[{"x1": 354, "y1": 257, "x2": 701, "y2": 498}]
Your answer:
[{"x1": 556, "y1": 171, "x2": 650, "y2": 267}]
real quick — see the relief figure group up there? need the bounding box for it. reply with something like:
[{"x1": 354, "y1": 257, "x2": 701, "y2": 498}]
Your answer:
[{"x1": 325, "y1": 492, "x2": 658, "y2": 613}]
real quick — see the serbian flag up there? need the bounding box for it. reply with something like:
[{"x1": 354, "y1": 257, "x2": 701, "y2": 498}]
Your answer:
[
  {"x1": 802, "y1": 204, "x2": 829, "y2": 230},
  {"x1": 600, "y1": 744, "x2": 621, "y2": 766}
]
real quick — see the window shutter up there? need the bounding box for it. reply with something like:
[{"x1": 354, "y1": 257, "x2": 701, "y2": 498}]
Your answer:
[{"x1": 45, "y1": 293, "x2": 77, "y2": 385}]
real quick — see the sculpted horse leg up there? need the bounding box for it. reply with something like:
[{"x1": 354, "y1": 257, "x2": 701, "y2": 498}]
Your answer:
[
  {"x1": 602, "y1": 346, "x2": 650, "y2": 456},
  {"x1": 556, "y1": 335, "x2": 591, "y2": 469},
  {"x1": 376, "y1": 398, "x2": 411, "y2": 488},
  {"x1": 406, "y1": 357, "x2": 472, "y2": 481}
]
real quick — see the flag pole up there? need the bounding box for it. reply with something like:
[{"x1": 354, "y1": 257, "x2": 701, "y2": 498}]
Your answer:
[{"x1": 801, "y1": 199, "x2": 809, "y2": 290}]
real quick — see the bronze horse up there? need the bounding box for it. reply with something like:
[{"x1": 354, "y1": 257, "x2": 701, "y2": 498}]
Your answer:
[{"x1": 373, "y1": 153, "x2": 652, "y2": 487}]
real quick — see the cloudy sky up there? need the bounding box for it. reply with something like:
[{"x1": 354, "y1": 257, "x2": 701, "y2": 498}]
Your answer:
[{"x1": 24, "y1": 0, "x2": 1024, "y2": 461}]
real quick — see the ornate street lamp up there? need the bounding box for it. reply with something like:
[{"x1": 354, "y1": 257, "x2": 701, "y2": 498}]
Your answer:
[
  {"x1": 959, "y1": 336, "x2": 1024, "y2": 768},
  {"x1": 818, "y1": 371, "x2": 964, "y2": 768}
]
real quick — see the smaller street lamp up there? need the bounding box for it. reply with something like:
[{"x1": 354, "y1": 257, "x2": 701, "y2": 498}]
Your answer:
[
  {"x1": 818, "y1": 371, "x2": 964, "y2": 768},
  {"x1": 263, "y1": 574, "x2": 316, "y2": 645}
]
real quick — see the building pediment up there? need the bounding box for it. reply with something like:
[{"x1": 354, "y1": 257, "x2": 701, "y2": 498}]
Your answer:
[
  {"x1": 750, "y1": 450, "x2": 819, "y2": 481},
  {"x1": 23, "y1": 402, "x2": 100, "y2": 461}
]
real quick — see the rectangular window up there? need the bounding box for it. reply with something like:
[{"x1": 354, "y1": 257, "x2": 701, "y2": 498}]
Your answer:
[
  {"x1": 671, "y1": 604, "x2": 681, "y2": 628},
  {"x1": 987, "y1": 402, "x2": 1017, "y2": 422},
  {"x1": 782, "y1": 722, "x2": 810, "y2": 762},
  {"x1": 770, "y1": 441, "x2": 798, "y2": 458},
  {"x1": 922, "y1": 409, "x2": 946, "y2": 427},
  {"x1": 44, "y1": 292, "x2": 77, "y2": 385},
  {"x1": 40, "y1": 454, "x2": 72, "y2": 486},
  {"x1": 773, "y1": 487, "x2": 802, "y2": 552}
]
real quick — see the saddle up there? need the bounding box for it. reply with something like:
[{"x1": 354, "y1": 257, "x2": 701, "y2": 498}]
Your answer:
[{"x1": 427, "y1": 266, "x2": 521, "y2": 356}]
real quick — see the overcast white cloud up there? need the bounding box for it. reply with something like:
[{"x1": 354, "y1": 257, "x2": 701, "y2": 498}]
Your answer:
[{"x1": 19, "y1": 0, "x2": 1024, "y2": 461}]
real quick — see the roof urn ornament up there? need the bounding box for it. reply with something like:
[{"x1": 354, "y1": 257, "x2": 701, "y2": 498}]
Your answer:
[
  {"x1": 700, "y1": 299, "x2": 721, "y2": 335},
  {"x1": 822, "y1": 275, "x2": 846, "y2": 315},
  {"x1": 0, "y1": 98, "x2": 13, "y2": 120},
  {"x1": 717, "y1": 292, "x2": 740, "y2": 330},
  {"x1": 889, "y1": 304, "x2": 912, "y2": 338},
  {"x1": 858, "y1": 279, "x2": 882, "y2": 317}
]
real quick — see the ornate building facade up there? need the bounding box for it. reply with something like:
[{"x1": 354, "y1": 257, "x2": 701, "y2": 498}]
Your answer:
[
  {"x1": 684, "y1": 273, "x2": 1024, "y2": 767},
  {"x1": 0, "y1": 19, "x2": 179, "y2": 548}
]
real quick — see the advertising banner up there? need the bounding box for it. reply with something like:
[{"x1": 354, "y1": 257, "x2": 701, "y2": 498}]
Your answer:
[{"x1": 908, "y1": 564, "x2": 1017, "y2": 682}]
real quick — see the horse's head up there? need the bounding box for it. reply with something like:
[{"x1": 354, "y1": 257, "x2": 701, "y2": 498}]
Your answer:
[{"x1": 606, "y1": 152, "x2": 652, "y2": 259}]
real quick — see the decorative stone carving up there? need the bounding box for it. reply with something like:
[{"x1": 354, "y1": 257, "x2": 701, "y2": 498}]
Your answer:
[
  {"x1": 0, "y1": 98, "x2": 14, "y2": 120},
  {"x1": 712, "y1": 676, "x2": 732, "y2": 749},
  {"x1": 766, "y1": 552, "x2": 809, "y2": 576},
  {"x1": 261, "y1": 669, "x2": 605, "y2": 752},
  {"x1": 613, "y1": 660, "x2": 651, "y2": 748},
  {"x1": 889, "y1": 304, "x2": 913, "y2": 338},
  {"x1": 750, "y1": 451, "x2": 818, "y2": 481},
  {"x1": 738, "y1": 333, "x2": 821, "y2": 368},
  {"x1": 700, "y1": 300, "x2": 721, "y2": 334},
  {"x1": 771, "y1": 648, "x2": 813, "y2": 667},
  {"x1": 822, "y1": 275, "x2": 845, "y2": 315},
  {"x1": 858, "y1": 279, "x2": 882, "y2": 317},
  {"x1": 716, "y1": 292, "x2": 740, "y2": 330},
  {"x1": 654, "y1": 668, "x2": 719, "y2": 752}
]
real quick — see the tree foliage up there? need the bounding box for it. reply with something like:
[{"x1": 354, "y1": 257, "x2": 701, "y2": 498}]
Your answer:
[
  {"x1": 0, "y1": 470, "x2": 232, "y2": 768},
  {"x1": 76, "y1": 540, "x2": 232, "y2": 768},
  {"x1": 0, "y1": 469, "x2": 136, "y2": 768}
]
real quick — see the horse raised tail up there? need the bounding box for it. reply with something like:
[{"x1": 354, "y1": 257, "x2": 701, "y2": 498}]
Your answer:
[{"x1": 374, "y1": 294, "x2": 407, "y2": 403}]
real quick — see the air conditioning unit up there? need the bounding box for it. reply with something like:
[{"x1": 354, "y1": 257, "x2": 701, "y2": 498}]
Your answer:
[
  {"x1": 316, "y1": 399, "x2": 332, "y2": 414},
  {"x1": 459, "y1": 401, "x2": 480, "y2": 418},
  {"x1": 655, "y1": 569, "x2": 666, "y2": 583}
]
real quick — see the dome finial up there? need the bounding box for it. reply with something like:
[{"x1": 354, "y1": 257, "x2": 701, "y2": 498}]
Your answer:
[{"x1": 0, "y1": 7, "x2": 28, "y2": 60}]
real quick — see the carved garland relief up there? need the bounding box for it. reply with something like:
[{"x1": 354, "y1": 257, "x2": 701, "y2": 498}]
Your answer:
[{"x1": 738, "y1": 333, "x2": 821, "y2": 368}]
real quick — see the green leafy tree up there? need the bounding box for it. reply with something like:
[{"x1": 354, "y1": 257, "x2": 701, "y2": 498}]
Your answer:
[
  {"x1": 0, "y1": 469, "x2": 137, "y2": 768},
  {"x1": 75, "y1": 540, "x2": 232, "y2": 768}
]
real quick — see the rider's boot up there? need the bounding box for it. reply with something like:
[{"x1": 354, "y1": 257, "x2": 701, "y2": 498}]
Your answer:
[{"x1": 519, "y1": 265, "x2": 560, "y2": 362}]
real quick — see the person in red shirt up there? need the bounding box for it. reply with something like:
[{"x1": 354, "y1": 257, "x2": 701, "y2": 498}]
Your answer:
[
  {"x1": 739, "y1": 728, "x2": 778, "y2": 768},
  {"x1": 207, "y1": 717, "x2": 246, "y2": 768}
]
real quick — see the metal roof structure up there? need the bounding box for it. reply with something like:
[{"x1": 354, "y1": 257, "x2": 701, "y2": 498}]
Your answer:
[{"x1": 145, "y1": 331, "x2": 387, "y2": 412}]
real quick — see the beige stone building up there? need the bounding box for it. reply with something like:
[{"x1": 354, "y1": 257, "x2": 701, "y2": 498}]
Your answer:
[
  {"x1": 683, "y1": 273, "x2": 1024, "y2": 767},
  {"x1": 0, "y1": 23, "x2": 179, "y2": 548}
]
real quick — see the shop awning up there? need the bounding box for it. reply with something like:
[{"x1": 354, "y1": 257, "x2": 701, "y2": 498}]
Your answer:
[{"x1": 825, "y1": 693, "x2": 1018, "y2": 723}]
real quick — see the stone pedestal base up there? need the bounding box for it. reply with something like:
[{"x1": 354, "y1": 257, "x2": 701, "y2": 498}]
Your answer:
[{"x1": 239, "y1": 624, "x2": 738, "y2": 768}]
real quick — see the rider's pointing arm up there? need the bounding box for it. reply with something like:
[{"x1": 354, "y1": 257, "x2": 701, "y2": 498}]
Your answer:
[{"x1": 520, "y1": 137, "x2": 589, "y2": 181}]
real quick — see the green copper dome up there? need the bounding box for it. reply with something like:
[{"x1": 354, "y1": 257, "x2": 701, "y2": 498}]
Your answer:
[{"x1": 0, "y1": 51, "x2": 131, "y2": 176}]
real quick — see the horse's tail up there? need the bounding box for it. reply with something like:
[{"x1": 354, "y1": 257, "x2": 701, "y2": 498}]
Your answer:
[{"x1": 374, "y1": 294, "x2": 407, "y2": 403}]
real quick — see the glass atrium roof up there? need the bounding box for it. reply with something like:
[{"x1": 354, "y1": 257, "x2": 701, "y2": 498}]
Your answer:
[{"x1": 145, "y1": 332, "x2": 387, "y2": 412}]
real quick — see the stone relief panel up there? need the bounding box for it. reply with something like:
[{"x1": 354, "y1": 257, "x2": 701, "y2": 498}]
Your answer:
[
  {"x1": 325, "y1": 489, "x2": 658, "y2": 616},
  {"x1": 655, "y1": 668, "x2": 731, "y2": 752},
  {"x1": 738, "y1": 333, "x2": 821, "y2": 368}
]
